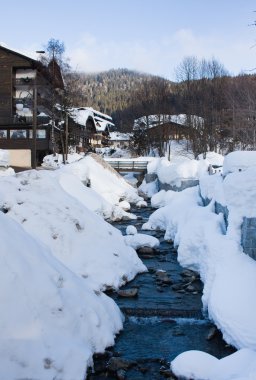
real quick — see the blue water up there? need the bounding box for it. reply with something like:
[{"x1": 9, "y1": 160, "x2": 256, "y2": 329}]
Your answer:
[{"x1": 88, "y1": 205, "x2": 235, "y2": 379}]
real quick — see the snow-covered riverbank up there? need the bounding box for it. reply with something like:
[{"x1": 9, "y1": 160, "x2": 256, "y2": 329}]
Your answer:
[
  {"x1": 141, "y1": 151, "x2": 256, "y2": 379},
  {"x1": 0, "y1": 153, "x2": 146, "y2": 379}
]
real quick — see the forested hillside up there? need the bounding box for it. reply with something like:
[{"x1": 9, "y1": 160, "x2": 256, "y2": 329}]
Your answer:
[
  {"x1": 81, "y1": 69, "x2": 150, "y2": 113},
  {"x1": 64, "y1": 68, "x2": 174, "y2": 130}
]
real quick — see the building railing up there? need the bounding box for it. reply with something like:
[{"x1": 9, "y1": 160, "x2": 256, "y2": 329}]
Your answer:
[{"x1": 0, "y1": 115, "x2": 50, "y2": 126}]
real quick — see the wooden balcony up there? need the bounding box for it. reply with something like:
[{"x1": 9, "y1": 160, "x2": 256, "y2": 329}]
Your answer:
[{"x1": 0, "y1": 115, "x2": 50, "y2": 126}]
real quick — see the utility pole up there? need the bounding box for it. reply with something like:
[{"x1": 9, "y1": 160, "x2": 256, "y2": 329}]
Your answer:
[
  {"x1": 65, "y1": 112, "x2": 68, "y2": 161},
  {"x1": 32, "y1": 72, "x2": 37, "y2": 169},
  {"x1": 32, "y1": 51, "x2": 45, "y2": 169}
]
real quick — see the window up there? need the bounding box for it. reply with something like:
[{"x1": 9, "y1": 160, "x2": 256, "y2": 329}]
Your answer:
[
  {"x1": 0, "y1": 130, "x2": 7, "y2": 139},
  {"x1": 29, "y1": 129, "x2": 46, "y2": 139},
  {"x1": 10, "y1": 130, "x2": 27, "y2": 139}
]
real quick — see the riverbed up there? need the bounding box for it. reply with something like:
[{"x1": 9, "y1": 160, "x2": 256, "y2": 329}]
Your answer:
[{"x1": 87, "y1": 205, "x2": 235, "y2": 379}]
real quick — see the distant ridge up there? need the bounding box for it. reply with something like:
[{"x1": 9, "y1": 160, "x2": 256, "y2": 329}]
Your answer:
[{"x1": 73, "y1": 68, "x2": 169, "y2": 115}]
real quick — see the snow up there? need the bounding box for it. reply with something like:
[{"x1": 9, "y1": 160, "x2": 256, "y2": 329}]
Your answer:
[
  {"x1": 0, "y1": 150, "x2": 150, "y2": 379},
  {"x1": 0, "y1": 149, "x2": 9, "y2": 167},
  {"x1": 143, "y1": 151, "x2": 256, "y2": 380},
  {"x1": 124, "y1": 232, "x2": 160, "y2": 250},
  {"x1": 0, "y1": 169, "x2": 146, "y2": 291},
  {"x1": 123, "y1": 172, "x2": 138, "y2": 187},
  {"x1": 42, "y1": 153, "x2": 143, "y2": 221},
  {"x1": 126, "y1": 225, "x2": 137, "y2": 235},
  {"x1": 0, "y1": 167, "x2": 15, "y2": 176},
  {"x1": 171, "y1": 350, "x2": 219, "y2": 379},
  {"x1": 133, "y1": 114, "x2": 204, "y2": 130},
  {"x1": 223, "y1": 151, "x2": 256, "y2": 176},
  {"x1": 197, "y1": 151, "x2": 224, "y2": 167},
  {"x1": 136, "y1": 199, "x2": 147, "y2": 207},
  {"x1": 42, "y1": 152, "x2": 83, "y2": 169},
  {"x1": 110, "y1": 131, "x2": 131, "y2": 141},
  {"x1": 171, "y1": 349, "x2": 256, "y2": 380},
  {"x1": 119, "y1": 200, "x2": 130, "y2": 211},
  {"x1": 0, "y1": 211, "x2": 123, "y2": 380},
  {"x1": 139, "y1": 178, "x2": 159, "y2": 197},
  {"x1": 3, "y1": 144, "x2": 256, "y2": 380},
  {"x1": 69, "y1": 107, "x2": 94, "y2": 127},
  {"x1": 146, "y1": 156, "x2": 208, "y2": 187}
]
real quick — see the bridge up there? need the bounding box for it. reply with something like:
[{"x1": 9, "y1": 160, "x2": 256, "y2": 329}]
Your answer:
[{"x1": 104, "y1": 159, "x2": 148, "y2": 173}]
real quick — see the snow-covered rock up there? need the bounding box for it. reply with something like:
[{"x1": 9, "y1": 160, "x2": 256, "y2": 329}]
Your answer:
[
  {"x1": 223, "y1": 151, "x2": 256, "y2": 176},
  {"x1": 171, "y1": 349, "x2": 256, "y2": 380},
  {"x1": 124, "y1": 233, "x2": 160, "y2": 250},
  {"x1": 126, "y1": 225, "x2": 137, "y2": 235}
]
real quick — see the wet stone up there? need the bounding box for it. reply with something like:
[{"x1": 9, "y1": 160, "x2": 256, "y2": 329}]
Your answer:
[
  {"x1": 116, "y1": 369, "x2": 126, "y2": 379},
  {"x1": 137, "y1": 247, "x2": 156, "y2": 255},
  {"x1": 207, "y1": 326, "x2": 218, "y2": 340},
  {"x1": 159, "y1": 367, "x2": 174, "y2": 378},
  {"x1": 117, "y1": 288, "x2": 138, "y2": 298},
  {"x1": 107, "y1": 357, "x2": 135, "y2": 372},
  {"x1": 180, "y1": 269, "x2": 199, "y2": 278}
]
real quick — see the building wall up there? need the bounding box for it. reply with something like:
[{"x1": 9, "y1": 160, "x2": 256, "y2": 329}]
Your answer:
[
  {"x1": 0, "y1": 48, "x2": 32, "y2": 118},
  {"x1": 8, "y1": 149, "x2": 31, "y2": 167}
]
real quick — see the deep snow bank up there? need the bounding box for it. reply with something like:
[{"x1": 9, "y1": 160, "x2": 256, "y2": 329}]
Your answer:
[
  {"x1": 143, "y1": 154, "x2": 256, "y2": 379},
  {"x1": 58, "y1": 154, "x2": 144, "y2": 220},
  {"x1": 0, "y1": 211, "x2": 123, "y2": 380},
  {"x1": 0, "y1": 170, "x2": 146, "y2": 291}
]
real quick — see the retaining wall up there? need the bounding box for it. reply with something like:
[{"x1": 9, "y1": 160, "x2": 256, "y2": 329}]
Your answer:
[
  {"x1": 158, "y1": 179, "x2": 199, "y2": 192},
  {"x1": 241, "y1": 218, "x2": 256, "y2": 260}
]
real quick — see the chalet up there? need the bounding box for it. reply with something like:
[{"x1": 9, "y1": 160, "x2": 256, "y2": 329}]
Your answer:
[
  {"x1": 91, "y1": 108, "x2": 115, "y2": 148},
  {"x1": 69, "y1": 107, "x2": 115, "y2": 149},
  {"x1": 109, "y1": 132, "x2": 131, "y2": 149},
  {"x1": 68, "y1": 107, "x2": 96, "y2": 152},
  {"x1": 133, "y1": 114, "x2": 203, "y2": 154}
]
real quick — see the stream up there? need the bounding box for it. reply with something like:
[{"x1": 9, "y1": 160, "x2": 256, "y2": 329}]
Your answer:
[{"x1": 87, "y1": 204, "x2": 235, "y2": 379}]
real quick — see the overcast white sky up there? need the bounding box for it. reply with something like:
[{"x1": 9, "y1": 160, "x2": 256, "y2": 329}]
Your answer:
[{"x1": 1, "y1": 0, "x2": 256, "y2": 80}]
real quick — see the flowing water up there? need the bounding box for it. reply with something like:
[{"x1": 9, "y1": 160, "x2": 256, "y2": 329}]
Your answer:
[{"x1": 87, "y1": 205, "x2": 235, "y2": 379}]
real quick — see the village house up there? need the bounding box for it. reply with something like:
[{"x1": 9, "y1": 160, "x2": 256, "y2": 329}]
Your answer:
[
  {"x1": 109, "y1": 131, "x2": 131, "y2": 149},
  {"x1": 0, "y1": 46, "x2": 101, "y2": 168},
  {"x1": 69, "y1": 107, "x2": 115, "y2": 149}
]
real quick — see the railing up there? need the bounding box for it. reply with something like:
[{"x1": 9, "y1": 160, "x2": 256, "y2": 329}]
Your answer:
[
  {"x1": 15, "y1": 78, "x2": 35, "y2": 86},
  {"x1": 0, "y1": 115, "x2": 50, "y2": 126},
  {"x1": 105, "y1": 160, "x2": 148, "y2": 172}
]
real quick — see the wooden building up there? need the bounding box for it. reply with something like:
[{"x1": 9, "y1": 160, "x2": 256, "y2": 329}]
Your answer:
[{"x1": 0, "y1": 45, "x2": 64, "y2": 168}]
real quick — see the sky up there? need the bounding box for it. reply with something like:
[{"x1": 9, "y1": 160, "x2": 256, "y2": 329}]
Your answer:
[{"x1": 1, "y1": 0, "x2": 256, "y2": 80}]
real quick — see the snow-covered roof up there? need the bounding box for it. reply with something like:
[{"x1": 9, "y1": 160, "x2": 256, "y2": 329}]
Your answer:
[
  {"x1": 95, "y1": 120, "x2": 111, "y2": 132},
  {"x1": 69, "y1": 107, "x2": 115, "y2": 131},
  {"x1": 109, "y1": 132, "x2": 131, "y2": 141},
  {"x1": 69, "y1": 107, "x2": 94, "y2": 127},
  {"x1": 133, "y1": 114, "x2": 204, "y2": 130},
  {"x1": 87, "y1": 107, "x2": 113, "y2": 121}
]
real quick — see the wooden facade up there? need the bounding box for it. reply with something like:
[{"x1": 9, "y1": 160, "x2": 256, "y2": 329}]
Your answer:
[{"x1": 0, "y1": 46, "x2": 58, "y2": 167}]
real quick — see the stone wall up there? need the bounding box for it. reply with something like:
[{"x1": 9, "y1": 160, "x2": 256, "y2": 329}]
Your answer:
[
  {"x1": 215, "y1": 202, "x2": 229, "y2": 228},
  {"x1": 200, "y1": 189, "x2": 256, "y2": 262},
  {"x1": 158, "y1": 179, "x2": 199, "y2": 192},
  {"x1": 145, "y1": 173, "x2": 158, "y2": 184},
  {"x1": 241, "y1": 218, "x2": 256, "y2": 260}
]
